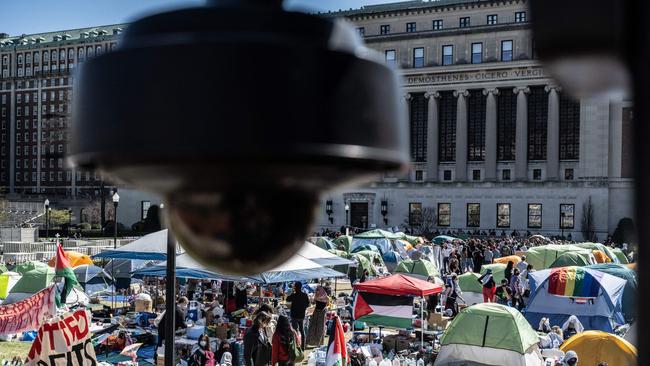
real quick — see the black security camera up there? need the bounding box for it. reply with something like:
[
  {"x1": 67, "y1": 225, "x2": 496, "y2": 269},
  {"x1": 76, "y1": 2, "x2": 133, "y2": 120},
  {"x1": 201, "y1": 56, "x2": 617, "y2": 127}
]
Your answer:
[{"x1": 68, "y1": 0, "x2": 409, "y2": 274}]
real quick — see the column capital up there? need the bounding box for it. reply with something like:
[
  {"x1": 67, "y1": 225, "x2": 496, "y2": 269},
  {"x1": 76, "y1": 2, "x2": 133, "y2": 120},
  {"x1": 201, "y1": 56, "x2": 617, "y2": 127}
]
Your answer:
[
  {"x1": 513, "y1": 86, "x2": 530, "y2": 95},
  {"x1": 424, "y1": 91, "x2": 440, "y2": 99},
  {"x1": 453, "y1": 89, "x2": 470, "y2": 98},
  {"x1": 482, "y1": 88, "x2": 500, "y2": 96},
  {"x1": 544, "y1": 85, "x2": 562, "y2": 93},
  {"x1": 403, "y1": 93, "x2": 412, "y2": 101}
]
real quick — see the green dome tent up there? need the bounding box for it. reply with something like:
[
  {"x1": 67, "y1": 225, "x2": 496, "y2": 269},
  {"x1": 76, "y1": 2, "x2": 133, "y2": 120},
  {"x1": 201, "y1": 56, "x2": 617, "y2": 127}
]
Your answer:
[
  {"x1": 480, "y1": 263, "x2": 507, "y2": 284},
  {"x1": 4, "y1": 266, "x2": 55, "y2": 304},
  {"x1": 435, "y1": 303, "x2": 543, "y2": 366},
  {"x1": 549, "y1": 251, "x2": 596, "y2": 268},
  {"x1": 587, "y1": 263, "x2": 637, "y2": 322},
  {"x1": 313, "y1": 237, "x2": 336, "y2": 250},
  {"x1": 525, "y1": 244, "x2": 594, "y2": 269},
  {"x1": 354, "y1": 229, "x2": 403, "y2": 239},
  {"x1": 611, "y1": 248, "x2": 630, "y2": 264},
  {"x1": 573, "y1": 243, "x2": 618, "y2": 263},
  {"x1": 458, "y1": 272, "x2": 483, "y2": 293},
  {"x1": 333, "y1": 235, "x2": 353, "y2": 252},
  {"x1": 353, "y1": 250, "x2": 385, "y2": 268},
  {"x1": 350, "y1": 253, "x2": 377, "y2": 277},
  {"x1": 15, "y1": 261, "x2": 49, "y2": 275},
  {"x1": 394, "y1": 258, "x2": 440, "y2": 280},
  {"x1": 327, "y1": 249, "x2": 351, "y2": 274}
]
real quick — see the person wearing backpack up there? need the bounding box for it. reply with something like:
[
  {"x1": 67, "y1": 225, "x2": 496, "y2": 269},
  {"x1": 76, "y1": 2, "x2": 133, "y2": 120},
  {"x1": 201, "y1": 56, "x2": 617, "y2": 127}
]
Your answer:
[{"x1": 271, "y1": 315, "x2": 303, "y2": 366}]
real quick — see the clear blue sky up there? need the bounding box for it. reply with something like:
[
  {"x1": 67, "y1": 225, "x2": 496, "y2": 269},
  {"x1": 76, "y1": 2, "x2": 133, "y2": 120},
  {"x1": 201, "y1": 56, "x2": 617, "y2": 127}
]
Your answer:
[{"x1": 2, "y1": 0, "x2": 398, "y2": 36}]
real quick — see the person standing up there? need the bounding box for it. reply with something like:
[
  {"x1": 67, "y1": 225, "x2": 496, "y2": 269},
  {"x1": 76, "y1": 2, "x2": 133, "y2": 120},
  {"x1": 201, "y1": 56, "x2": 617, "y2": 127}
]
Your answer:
[
  {"x1": 516, "y1": 256, "x2": 528, "y2": 272},
  {"x1": 189, "y1": 334, "x2": 216, "y2": 366},
  {"x1": 442, "y1": 274, "x2": 463, "y2": 316},
  {"x1": 509, "y1": 269, "x2": 524, "y2": 310},
  {"x1": 504, "y1": 261, "x2": 514, "y2": 283},
  {"x1": 157, "y1": 296, "x2": 189, "y2": 347},
  {"x1": 472, "y1": 248, "x2": 483, "y2": 273},
  {"x1": 271, "y1": 315, "x2": 302, "y2": 366},
  {"x1": 306, "y1": 283, "x2": 328, "y2": 347},
  {"x1": 477, "y1": 269, "x2": 496, "y2": 302},
  {"x1": 285, "y1": 282, "x2": 309, "y2": 349},
  {"x1": 348, "y1": 256, "x2": 358, "y2": 284},
  {"x1": 483, "y1": 246, "x2": 493, "y2": 264},
  {"x1": 244, "y1": 311, "x2": 273, "y2": 366}
]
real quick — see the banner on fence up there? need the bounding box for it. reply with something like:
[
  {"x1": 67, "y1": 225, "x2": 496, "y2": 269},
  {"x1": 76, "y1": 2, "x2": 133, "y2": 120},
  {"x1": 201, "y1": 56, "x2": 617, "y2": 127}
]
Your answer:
[
  {"x1": 0, "y1": 284, "x2": 56, "y2": 335},
  {"x1": 26, "y1": 309, "x2": 98, "y2": 366}
]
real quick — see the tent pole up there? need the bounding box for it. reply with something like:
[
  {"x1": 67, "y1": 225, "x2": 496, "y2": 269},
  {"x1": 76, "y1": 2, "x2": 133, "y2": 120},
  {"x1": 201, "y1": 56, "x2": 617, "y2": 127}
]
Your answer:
[{"x1": 421, "y1": 297, "x2": 424, "y2": 348}]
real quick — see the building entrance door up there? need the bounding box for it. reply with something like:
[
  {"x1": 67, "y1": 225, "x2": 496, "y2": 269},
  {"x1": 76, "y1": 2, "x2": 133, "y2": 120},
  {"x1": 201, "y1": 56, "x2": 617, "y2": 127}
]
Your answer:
[{"x1": 350, "y1": 202, "x2": 369, "y2": 229}]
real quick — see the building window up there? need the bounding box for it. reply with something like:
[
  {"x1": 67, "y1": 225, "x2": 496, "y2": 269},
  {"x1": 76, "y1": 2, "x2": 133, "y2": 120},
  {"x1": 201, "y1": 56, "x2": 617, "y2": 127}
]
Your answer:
[
  {"x1": 472, "y1": 169, "x2": 481, "y2": 181},
  {"x1": 409, "y1": 202, "x2": 423, "y2": 226},
  {"x1": 533, "y1": 168, "x2": 542, "y2": 180},
  {"x1": 468, "y1": 89, "x2": 486, "y2": 161},
  {"x1": 565, "y1": 168, "x2": 574, "y2": 180},
  {"x1": 385, "y1": 50, "x2": 397, "y2": 66},
  {"x1": 528, "y1": 86, "x2": 549, "y2": 160},
  {"x1": 443, "y1": 170, "x2": 452, "y2": 181},
  {"x1": 515, "y1": 11, "x2": 526, "y2": 23},
  {"x1": 471, "y1": 43, "x2": 482, "y2": 64},
  {"x1": 356, "y1": 27, "x2": 365, "y2": 36},
  {"x1": 459, "y1": 17, "x2": 470, "y2": 28},
  {"x1": 380, "y1": 24, "x2": 390, "y2": 35},
  {"x1": 442, "y1": 45, "x2": 453, "y2": 66},
  {"x1": 406, "y1": 22, "x2": 416, "y2": 33},
  {"x1": 559, "y1": 93, "x2": 580, "y2": 160},
  {"x1": 528, "y1": 203, "x2": 542, "y2": 228},
  {"x1": 439, "y1": 91, "x2": 457, "y2": 162},
  {"x1": 409, "y1": 93, "x2": 427, "y2": 162},
  {"x1": 467, "y1": 203, "x2": 480, "y2": 227},
  {"x1": 413, "y1": 47, "x2": 425, "y2": 68},
  {"x1": 487, "y1": 14, "x2": 498, "y2": 25},
  {"x1": 141, "y1": 201, "x2": 152, "y2": 220},
  {"x1": 415, "y1": 170, "x2": 424, "y2": 181},
  {"x1": 497, "y1": 203, "x2": 511, "y2": 227},
  {"x1": 560, "y1": 204, "x2": 575, "y2": 229},
  {"x1": 497, "y1": 90, "x2": 516, "y2": 161},
  {"x1": 438, "y1": 203, "x2": 451, "y2": 226},
  {"x1": 501, "y1": 40, "x2": 513, "y2": 61},
  {"x1": 433, "y1": 19, "x2": 443, "y2": 30}
]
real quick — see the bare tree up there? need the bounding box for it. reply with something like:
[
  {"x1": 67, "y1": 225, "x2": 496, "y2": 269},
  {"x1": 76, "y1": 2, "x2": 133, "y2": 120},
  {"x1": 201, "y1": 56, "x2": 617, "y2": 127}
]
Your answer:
[
  {"x1": 83, "y1": 199, "x2": 114, "y2": 225},
  {"x1": 581, "y1": 196, "x2": 595, "y2": 242},
  {"x1": 403, "y1": 206, "x2": 437, "y2": 237}
]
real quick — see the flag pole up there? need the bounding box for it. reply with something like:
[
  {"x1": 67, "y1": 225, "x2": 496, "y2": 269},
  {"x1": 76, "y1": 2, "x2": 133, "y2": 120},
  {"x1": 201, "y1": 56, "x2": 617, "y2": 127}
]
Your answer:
[{"x1": 421, "y1": 296, "x2": 424, "y2": 348}]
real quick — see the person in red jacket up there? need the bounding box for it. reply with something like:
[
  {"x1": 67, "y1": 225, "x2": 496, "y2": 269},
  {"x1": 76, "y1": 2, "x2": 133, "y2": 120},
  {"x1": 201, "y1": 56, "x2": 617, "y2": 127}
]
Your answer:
[{"x1": 271, "y1": 315, "x2": 301, "y2": 366}]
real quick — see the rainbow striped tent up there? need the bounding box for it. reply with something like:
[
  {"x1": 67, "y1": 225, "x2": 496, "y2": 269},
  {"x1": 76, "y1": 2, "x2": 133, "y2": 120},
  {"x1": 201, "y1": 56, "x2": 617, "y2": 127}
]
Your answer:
[{"x1": 524, "y1": 266, "x2": 627, "y2": 332}]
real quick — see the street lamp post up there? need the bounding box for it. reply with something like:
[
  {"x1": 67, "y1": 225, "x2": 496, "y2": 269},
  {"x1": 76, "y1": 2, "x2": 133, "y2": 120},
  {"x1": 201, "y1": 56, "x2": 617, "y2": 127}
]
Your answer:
[
  {"x1": 112, "y1": 192, "x2": 119, "y2": 311},
  {"x1": 345, "y1": 203, "x2": 350, "y2": 230},
  {"x1": 44, "y1": 199, "x2": 50, "y2": 241}
]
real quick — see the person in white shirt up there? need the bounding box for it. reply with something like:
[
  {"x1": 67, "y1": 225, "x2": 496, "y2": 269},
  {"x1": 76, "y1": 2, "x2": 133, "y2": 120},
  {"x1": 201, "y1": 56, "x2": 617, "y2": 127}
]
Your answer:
[{"x1": 516, "y1": 255, "x2": 529, "y2": 272}]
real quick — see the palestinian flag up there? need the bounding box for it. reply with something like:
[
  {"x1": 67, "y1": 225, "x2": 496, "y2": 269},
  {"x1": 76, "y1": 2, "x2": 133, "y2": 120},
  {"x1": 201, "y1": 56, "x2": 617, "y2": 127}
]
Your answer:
[
  {"x1": 55, "y1": 242, "x2": 78, "y2": 306},
  {"x1": 325, "y1": 316, "x2": 348, "y2": 366},
  {"x1": 353, "y1": 292, "x2": 413, "y2": 328}
]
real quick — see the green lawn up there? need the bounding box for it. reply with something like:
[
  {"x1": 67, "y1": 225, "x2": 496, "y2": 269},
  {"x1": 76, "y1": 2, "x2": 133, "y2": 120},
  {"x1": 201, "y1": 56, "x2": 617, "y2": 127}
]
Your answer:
[{"x1": 0, "y1": 341, "x2": 32, "y2": 360}]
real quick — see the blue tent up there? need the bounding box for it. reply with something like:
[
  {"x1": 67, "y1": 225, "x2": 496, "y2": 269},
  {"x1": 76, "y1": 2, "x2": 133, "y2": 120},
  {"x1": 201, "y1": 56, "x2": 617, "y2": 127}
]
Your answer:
[
  {"x1": 93, "y1": 229, "x2": 183, "y2": 260},
  {"x1": 587, "y1": 263, "x2": 637, "y2": 322},
  {"x1": 132, "y1": 253, "x2": 252, "y2": 281},
  {"x1": 382, "y1": 251, "x2": 402, "y2": 272}
]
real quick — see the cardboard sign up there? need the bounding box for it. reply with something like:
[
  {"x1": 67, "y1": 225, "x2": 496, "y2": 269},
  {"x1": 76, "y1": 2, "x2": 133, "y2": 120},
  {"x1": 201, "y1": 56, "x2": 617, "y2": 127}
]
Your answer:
[{"x1": 26, "y1": 309, "x2": 98, "y2": 366}]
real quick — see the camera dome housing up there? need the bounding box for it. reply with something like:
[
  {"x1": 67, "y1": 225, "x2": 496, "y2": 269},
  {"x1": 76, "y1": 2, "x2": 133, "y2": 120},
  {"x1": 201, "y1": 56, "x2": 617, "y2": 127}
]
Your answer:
[{"x1": 68, "y1": 1, "x2": 409, "y2": 274}]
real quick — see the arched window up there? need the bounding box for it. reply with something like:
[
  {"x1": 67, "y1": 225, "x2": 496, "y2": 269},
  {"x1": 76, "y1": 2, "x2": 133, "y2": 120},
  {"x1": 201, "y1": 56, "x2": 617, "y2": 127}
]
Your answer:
[
  {"x1": 34, "y1": 52, "x2": 40, "y2": 63},
  {"x1": 78, "y1": 47, "x2": 85, "y2": 60},
  {"x1": 25, "y1": 53, "x2": 32, "y2": 63},
  {"x1": 86, "y1": 46, "x2": 93, "y2": 57},
  {"x1": 68, "y1": 48, "x2": 74, "y2": 60},
  {"x1": 43, "y1": 51, "x2": 49, "y2": 62},
  {"x1": 59, "y1": 49, "x2": 65, "y2": 60},
  {"x1": 52, "y1": 50, "x2": 57, "y2": 61},
  {"x1": 95, "y1": 45, "x2": 102, "y2": 55},
  {"x1": 17, "y1": 54, "x2": 23, "y2": 64}
]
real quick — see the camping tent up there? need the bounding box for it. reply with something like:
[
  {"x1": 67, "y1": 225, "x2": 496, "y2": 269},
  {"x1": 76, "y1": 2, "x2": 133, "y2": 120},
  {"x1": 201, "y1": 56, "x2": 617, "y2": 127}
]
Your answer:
[
  {"x1": 394, "y1": 258, "x2": 440, "y2": 280},
  {"x1": 351, "y1": 229, "x2": 403, "y2": 254},
  {"x1": 333, "y1": 235, "x2": 352, "y2": 253},
  {"x1": 560, "y1": 331, "x2": 637, "y2": 366},
  {"x1": 525, "y1": 245, "x2": 594, "y2": 269},
  {"x1": 297, "y1": 243, "x2": 352, "y2": 267},
  {"x1": 93, "y1": 229, "x2": 183, "y2": 260},
  {"x1": 311, "y1": 237, "x2": 336, "y2": 251},
  {"x1": 432, "y1": 235, "x2": 458, "y2": 245},
  {"x1": 382, "y1": 251, "x2": 402, "y2": 272},
  {"x1": 573, "y1": 243, "x2": 618, "y2": 263},
  {"x1": 586, "y1": 263, "x2": 637, "y2": 322},
  {"x1": 47, "y1": 251, "x2": 93, "y2": 268},
  {"x1": 525, "y1": 266, "x2": 626, "y2": 332},
  {"x1": 457, "y1": 272, "x2": 484, "y2": 305},
  {"x1": 4, "y1": 266, "x2": 55, "y2": 303},
  {"x1": 591, "y1": 250, "x2": 612, "y2": 263},
  {"x1": 435, "y1": 303, "x2": 543, "y2": 366},
  {"x1": 549, "y1": 251, "x2": 596, "y2": 268},
  {"x1": 131, "y1": 253, "x2": 253, "y2": 281},
  {"x1": 611, "y1": 248, "x2": 630, "y2": 264},
  {"x1": 480, "y1": 263, "x2": 507, "y2": 284},
  {"x1": 15, "y1": 261, "x2": 49, "y2": 275},
  {"x1": 353, "y1": 274, "x2": 443, "y2": 329},
  {"x1": 73, "y1": 265, "x2": 112, "y2": 285},
  {"x1": 0, "y1": 272, "x2": 21, "y2": 299},
  {"x1": 349, "y1": 253, "x2": 376, "y2": 277},
  {"x1": 352, "y1": 250, "x2": 385, "y2": 269},
  {"x1": 494, "y1": 255, "x2": 522, "y2": 265}
]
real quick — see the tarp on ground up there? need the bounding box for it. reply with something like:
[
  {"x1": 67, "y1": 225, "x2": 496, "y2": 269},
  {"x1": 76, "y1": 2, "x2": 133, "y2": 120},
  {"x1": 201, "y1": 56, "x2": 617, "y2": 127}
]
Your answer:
[
  {"x1": 525, "y1": 266, "x2": 626, "y2": 332},
  {"x1": 93, "y1": 229, "x2": 183, "y2": 260},
  {"x1": 525, "y1": 245, "x2": 594, "y2": 269},
  {"x1": 611, "y1": 248, "x2": 630, "y2": 264},
  {"x1": 297, "y1": 242, "x2": 353, "y2": 267},
  {"x1": 0, "y1": 271, "x2": 21, "y2": 299},
  {"x1": 560, "y1": 331, "x2": 637, "y2": 366},
  {"x1": 549, "y1": 251, "x2": 596, "y2": 268},
  {"x1": 573, "y1": 243, "x2": 618, "y2": 263},
  {"x1": 394, "y1": 258, "x2": 440, "y2": 280},
  {"x1": 15, "y1": 261, "x2": 49, "y2": 275},
  {"x1": 494, "y1": 255, "x2": 522, "y2": 265},
  {"x1": 47, "y1": 250, "x2": 93, "y2": 268},
  {"x1": 333, "y1": 235, "x2": 352, "y2": 252},
  {"x1": 587, "y1": 263, "x2": 637, "y2": 322},
  {"x1": 353, "y1": 273, "x2": 443, "y2": 297},
  {"x1": 480, "y1": 263, "x2": 507, "y2": 284},
  {"x1": 435, "y1": 303, "x2": 543, "y2": 366}
]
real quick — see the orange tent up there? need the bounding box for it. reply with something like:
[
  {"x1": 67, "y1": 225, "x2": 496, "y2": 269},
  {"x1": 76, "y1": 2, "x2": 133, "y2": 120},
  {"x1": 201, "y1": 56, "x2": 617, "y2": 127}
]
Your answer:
[
  {"x1": 48, "y1": 250, "x2": 94, "y2": 268},
  {"x1": 592, "y1": 250, "x2": 612, "y2": 263},
  {"x1": 493, "y1": 255, "x2": 522, "y2": 265}
]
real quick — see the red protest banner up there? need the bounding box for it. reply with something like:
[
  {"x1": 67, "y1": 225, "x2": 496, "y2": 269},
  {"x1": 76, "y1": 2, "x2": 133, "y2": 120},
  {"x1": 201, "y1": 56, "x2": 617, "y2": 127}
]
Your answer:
[{"x1": 0, "y1": 284, "x2": 56, "y2": 335}]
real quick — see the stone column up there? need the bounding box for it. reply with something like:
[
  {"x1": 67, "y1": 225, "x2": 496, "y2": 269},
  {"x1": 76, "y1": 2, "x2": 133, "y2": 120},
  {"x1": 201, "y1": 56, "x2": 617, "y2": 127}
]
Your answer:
[
  {"x1": 545, "y1": 85, "x2": 561, "y2": 181},
  {"x1": 401, "y1": 93, "x2": 412, "y2": 181},
  {"x1": 514, "y1": 86, "x2": 530, "y2": 181},
  {"x1": 483, "y1": 88, "x2": 499, "y2": 181},
  {"x1": 454, "y1": 90, "x2": 469, "y2": 181},
  {"x1": 424, "y1": 91, "x2": 440, "y2": 182}
]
